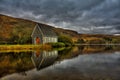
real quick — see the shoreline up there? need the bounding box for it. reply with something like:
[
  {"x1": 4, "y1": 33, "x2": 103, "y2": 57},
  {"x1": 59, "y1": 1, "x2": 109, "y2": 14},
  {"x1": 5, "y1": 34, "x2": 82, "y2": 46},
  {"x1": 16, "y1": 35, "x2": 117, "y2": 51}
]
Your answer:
[
  {"x1": 0, "y1": 44, "x2": 119, "y2": 51},
  {"x1": 75, "y1": 44, "x2": 120, "y2": 46},
  {"x1": 0, "y1": 44, "x2": 52, "y2": 50}
]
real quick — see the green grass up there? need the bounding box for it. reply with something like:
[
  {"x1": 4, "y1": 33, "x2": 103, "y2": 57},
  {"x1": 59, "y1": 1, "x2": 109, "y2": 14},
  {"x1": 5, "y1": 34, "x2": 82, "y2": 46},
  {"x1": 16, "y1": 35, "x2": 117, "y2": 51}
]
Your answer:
[{"x1": 0, "y1": 44, "x2": 52, "y2": 51}]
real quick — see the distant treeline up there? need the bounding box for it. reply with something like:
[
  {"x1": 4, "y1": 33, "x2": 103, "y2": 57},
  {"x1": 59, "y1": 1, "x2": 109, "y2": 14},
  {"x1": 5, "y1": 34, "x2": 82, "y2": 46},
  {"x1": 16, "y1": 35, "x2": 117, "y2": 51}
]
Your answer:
[{"x1": 76, "y1": 35, "x2": 120, "y2": 44}]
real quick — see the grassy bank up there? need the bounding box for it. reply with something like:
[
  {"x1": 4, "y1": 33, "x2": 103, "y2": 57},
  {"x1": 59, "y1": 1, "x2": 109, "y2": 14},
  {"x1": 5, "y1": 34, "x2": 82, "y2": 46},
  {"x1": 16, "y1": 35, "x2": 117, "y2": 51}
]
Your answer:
[
  {"x1": 0, "y1": 42, "x2": 73, "y2": 52},
  {"x1": 0, "y1": 44, "x2": 52, "y2": 50}
]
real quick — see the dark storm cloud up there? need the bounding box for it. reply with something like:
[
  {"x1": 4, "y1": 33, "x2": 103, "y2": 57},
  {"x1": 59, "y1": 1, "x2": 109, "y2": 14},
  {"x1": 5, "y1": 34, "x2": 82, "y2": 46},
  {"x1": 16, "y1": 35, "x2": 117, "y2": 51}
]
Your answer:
[{"x1": 0, "y1": 0, "x2": 120, "y2": 34}]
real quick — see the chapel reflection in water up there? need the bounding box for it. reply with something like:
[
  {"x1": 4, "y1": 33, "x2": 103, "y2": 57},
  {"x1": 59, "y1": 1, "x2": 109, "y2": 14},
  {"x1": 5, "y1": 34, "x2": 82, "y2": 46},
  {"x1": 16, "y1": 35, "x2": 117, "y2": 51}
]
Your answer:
[{"x1": 31, "y1": 50, "x2": 58, "y2": 70}]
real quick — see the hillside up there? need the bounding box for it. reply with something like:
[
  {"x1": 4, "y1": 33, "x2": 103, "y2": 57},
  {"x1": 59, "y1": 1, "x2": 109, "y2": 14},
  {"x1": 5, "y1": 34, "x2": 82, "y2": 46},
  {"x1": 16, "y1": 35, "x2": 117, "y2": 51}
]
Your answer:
[
  {"x1": 78, "y1": 34, "x2": 120, "y2": 44},
  {"x1": 0, "y1": 14, "x2": 80, "y2": 44},
  {"x1": 0, "y1": 14, "x2": 120, "y2": 44},
  {"x1": 0, "y1": 14, "x2": 36, "y2": 44}
]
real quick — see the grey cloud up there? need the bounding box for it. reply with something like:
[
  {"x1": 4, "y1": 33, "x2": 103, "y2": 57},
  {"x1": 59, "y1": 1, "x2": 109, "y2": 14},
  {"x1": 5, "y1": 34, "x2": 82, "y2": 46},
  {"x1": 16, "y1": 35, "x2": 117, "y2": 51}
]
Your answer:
[
  {"x1": 0, "y1": 0, "x2": 120, "y2": 34},
  {"x1": 115, "y1": 26, "x2": 120, "y2": 30}
]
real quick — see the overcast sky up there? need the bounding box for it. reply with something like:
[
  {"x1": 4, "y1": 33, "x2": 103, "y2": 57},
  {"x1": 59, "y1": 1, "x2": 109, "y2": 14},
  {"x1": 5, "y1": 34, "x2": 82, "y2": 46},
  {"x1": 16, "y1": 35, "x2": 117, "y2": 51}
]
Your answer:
[{"x1": 0, "y1": 0, "x2": 120, "y2": 34}]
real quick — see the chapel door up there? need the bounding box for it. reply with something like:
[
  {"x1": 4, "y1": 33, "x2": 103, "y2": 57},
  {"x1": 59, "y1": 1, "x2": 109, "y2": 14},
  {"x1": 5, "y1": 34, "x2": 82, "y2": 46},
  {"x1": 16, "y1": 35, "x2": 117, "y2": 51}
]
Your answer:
[{"x1": 36, "y1": 37, "x2": 40, "y2": 44}]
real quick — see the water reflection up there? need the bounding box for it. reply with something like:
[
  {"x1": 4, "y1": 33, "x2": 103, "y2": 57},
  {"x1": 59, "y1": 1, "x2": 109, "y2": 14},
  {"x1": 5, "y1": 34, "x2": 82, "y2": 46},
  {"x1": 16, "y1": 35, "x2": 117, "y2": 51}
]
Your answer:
[
  {"x1": 0, "y1": 52, "x2": 33, "y2": 78},
  {"x1": 0, "y1": 45, "x2": 120, "y2": 80},
  {"x1": 31, "y1": 50, "x2": 58, "y2": 70},
  {"x1": 1, "y1": 52, "x2": 120, "y2": 80}
]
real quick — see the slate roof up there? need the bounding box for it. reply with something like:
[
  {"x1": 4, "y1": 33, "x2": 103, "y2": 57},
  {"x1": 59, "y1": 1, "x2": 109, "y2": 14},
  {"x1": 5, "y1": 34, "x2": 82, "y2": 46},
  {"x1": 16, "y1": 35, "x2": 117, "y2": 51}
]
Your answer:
[{"x1": 37, "y1": 23, "x2": 57, "y2": 37}]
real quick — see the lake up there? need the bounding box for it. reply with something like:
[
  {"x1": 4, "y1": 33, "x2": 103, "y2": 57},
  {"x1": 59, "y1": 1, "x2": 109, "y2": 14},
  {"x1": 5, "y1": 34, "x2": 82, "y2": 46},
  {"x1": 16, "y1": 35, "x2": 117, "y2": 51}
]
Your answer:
[{"x1": 0, "y1": 45, "x2": 120, "y2": 80}]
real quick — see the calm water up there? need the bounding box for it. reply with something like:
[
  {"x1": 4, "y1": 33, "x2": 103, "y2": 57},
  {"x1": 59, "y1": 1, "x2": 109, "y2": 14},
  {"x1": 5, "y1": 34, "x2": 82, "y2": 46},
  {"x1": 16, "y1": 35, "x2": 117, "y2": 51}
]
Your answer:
[{"x1": 0, "y1": 45, "x2": 120, "y2": 80}]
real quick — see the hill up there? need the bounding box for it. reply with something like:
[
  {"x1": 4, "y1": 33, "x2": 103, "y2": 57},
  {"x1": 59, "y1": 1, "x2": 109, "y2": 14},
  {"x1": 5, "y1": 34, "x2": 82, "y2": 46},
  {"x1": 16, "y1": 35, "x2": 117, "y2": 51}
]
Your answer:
[
  {"x1": 0, "y1": 14, "x2": 120, "y2": 44},
  {"x1": 0, "y1": 14, "x2": 36, "y2": 44},
  {"x1": 0, "y1": 14, "x2": 80, "y2": 44}
]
